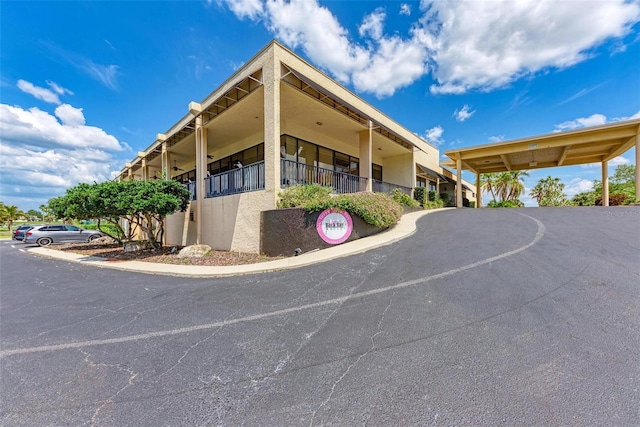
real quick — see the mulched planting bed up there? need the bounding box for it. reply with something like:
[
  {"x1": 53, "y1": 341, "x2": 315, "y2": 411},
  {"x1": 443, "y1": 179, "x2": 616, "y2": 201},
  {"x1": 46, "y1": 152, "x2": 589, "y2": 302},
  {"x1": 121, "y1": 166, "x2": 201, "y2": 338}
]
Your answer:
[{"x1": 54, "y1": 243, "x2": 283, "y2": 266}]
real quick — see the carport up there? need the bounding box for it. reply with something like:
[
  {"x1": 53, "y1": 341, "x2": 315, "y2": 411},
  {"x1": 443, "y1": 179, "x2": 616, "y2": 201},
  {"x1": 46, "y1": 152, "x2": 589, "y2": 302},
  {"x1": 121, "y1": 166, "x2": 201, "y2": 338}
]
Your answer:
[{"x1": 444, "y1": 119, "x2": 640, "y2": 208}]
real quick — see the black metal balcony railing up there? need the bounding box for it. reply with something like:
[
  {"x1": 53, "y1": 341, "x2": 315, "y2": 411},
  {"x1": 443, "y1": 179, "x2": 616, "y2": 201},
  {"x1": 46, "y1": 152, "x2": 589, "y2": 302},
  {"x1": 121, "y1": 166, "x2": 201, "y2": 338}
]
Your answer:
[
  {"x1": 184, "y1": 160, "x2": 412, "y2": 200},
  {"x1": 281, "y1": 159, "x2": 368, "y2": 194},
  {"x1": 185, "y1": 181, "x2": 197, "y2": 200},
  {"x1": 372, "y1": 179, "x2": 412, "y2": 196},
  {"x1": 205, "y1": 161, "x2": 265, "y2": 198}
]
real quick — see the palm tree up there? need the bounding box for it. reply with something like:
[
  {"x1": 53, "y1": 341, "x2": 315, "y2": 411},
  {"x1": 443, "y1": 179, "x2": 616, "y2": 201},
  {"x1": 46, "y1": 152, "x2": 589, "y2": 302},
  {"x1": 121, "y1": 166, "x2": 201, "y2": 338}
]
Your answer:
[
  {"x1": 480, "y1": 173, "x2": 499, "y2": 202},
  {"x1": 1, "y1": 205, "x2": 25, "y2": 232},
  {"x1": 506, "y1": 170, "x2": 529, "y2": 201},
  {"x1": 530, "y1": 176, "x2": 567, "y2": 206}
]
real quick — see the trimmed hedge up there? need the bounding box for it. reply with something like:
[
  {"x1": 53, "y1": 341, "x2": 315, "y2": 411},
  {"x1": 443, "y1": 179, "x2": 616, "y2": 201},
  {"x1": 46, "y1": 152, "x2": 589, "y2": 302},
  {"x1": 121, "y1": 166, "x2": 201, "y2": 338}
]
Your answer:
[{"x1": 277, "y1": 184, "x2": 403, "y2": 228}]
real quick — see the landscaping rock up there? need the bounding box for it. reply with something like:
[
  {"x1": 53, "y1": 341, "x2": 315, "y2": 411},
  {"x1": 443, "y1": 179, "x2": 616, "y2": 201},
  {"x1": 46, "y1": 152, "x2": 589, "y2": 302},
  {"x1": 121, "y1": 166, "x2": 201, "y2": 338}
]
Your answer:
[
  {"x1": 177, "y1": 244, "x2": 212, "y2": 258},
  {"x1": 92, "y1": 236, "x2": 117, "y2": 244},
  {"x1": 123, "y1": 240, "x2": 152, "y2": 252}
]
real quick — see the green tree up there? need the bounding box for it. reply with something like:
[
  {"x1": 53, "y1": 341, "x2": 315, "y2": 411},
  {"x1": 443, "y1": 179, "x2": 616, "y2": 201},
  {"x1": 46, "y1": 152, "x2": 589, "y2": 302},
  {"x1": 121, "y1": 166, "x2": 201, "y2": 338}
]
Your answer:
[
  {"x1": 49, "y1": 180, "x2": 190, "y2": 248},
  {"x1": 39, "y1": 204, "x2": 56, "y2": 222},
  {"x1": 571, "y1": 164, "x2": 636, "y2": 206},
  {"x1": 0, "y1": 204, "x2": 25, "y2": 231},
  {"x1": 530, "y1": 176, "x2": 569, "y2": 206},
  {"x1": 494, "y1": 171, "x2": 529, "y2": 202},
  {"x1": 26, "y1": 209, "x2": 42, "y2": 221},
  {"x1": 480, "y1": 173, "x2": 499, "y2": 203}
]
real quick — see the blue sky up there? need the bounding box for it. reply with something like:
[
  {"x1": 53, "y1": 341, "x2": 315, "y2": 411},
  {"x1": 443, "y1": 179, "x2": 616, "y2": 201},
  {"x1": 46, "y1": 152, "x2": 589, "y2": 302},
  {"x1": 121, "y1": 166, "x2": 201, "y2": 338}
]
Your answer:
[{"x1": 1, "y1": 0, "x2": 639, "y2": 211}]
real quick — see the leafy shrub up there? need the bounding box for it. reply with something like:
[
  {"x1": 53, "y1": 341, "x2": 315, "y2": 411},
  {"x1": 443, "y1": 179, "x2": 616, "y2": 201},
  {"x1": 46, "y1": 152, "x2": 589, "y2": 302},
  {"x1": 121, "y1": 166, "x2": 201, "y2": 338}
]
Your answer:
[
  {"x1": 596, "y1": 193, "x2": 629, "y2": 206},
  {"x1": 277, "y1": 185, "x2": 403, "y2": 228},
  {"x1": 333, "y1": 192, "x2": 403, "y2": 228},
  {"x1": 413, "y1": 187, "x2": 426, "y2": 206},
  {"x1": 428, "y1": 190, "x2": 438, "y2": 202},
  {"x1": 487, "y1": 200, "x2": 524, "y2": 208},
  {"x1": 84, "y1": 222, "x2": 122, "y2": 238},
  {"x1": 424, "y1": 199, "x2": 444, "y2": 209},
  {"x1": 440, "y1": 192, "x2": 450, "y2": 205},
  {"x1": 277, "y1": 184, "x2": 333, "y2": 211},
  {"x1": 391, "y1": 188, "x2": 420, "y2": 207}
]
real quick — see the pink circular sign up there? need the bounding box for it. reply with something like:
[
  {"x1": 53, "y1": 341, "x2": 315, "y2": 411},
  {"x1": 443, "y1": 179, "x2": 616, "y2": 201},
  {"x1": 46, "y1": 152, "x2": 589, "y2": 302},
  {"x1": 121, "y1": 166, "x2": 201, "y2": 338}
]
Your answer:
[{"x1": 316, "y1": 209, "x2": 353, "y2": 244}]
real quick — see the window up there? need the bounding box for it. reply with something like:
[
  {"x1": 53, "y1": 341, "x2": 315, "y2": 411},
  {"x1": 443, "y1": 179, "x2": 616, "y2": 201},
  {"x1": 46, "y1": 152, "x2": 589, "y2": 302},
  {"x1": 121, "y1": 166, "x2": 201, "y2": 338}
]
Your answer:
[
  {"x1": 416, "y1": 176, "x2": 427, "y2": 187},
  {"x1": 65, "y1": 225, "x2": 80, "y2": 231},
  {"x1": 372, "y1": 164, "x2": 383, "y2": 181}
]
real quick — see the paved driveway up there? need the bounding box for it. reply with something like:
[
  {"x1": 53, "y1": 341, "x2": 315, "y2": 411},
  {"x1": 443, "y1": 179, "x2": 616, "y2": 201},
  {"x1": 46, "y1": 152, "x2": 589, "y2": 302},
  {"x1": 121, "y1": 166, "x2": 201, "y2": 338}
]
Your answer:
[{"x1": 1, "y1": 207, "x2": 639, "y2": 426}]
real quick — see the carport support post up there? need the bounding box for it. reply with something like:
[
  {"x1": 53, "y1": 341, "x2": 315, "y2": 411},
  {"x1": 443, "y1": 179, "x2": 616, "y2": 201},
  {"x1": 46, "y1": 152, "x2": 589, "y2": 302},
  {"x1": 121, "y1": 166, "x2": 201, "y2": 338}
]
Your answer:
[
  {"x1": 476, "y1": 172, "x2": 481, "y2": 208},
  {"x1": 636, "y1": 134, "x2": 640, "y2": 201},
  {"x1": 456, "y1": 158, "x2": 463, "y2": 208},
  {"x1": 602, "y1": 160, "x2": 609, "y2": 207},
  {"x1": 190, "y1": 102, "x2": 205, "y2": 245}
]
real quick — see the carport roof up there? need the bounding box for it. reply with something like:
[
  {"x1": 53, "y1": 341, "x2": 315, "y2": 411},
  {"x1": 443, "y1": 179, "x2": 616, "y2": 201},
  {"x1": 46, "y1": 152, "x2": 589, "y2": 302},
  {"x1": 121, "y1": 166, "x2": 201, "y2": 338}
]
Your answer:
[{"x1": 443, "y1": 119, "x2": 640, "y2": 174}]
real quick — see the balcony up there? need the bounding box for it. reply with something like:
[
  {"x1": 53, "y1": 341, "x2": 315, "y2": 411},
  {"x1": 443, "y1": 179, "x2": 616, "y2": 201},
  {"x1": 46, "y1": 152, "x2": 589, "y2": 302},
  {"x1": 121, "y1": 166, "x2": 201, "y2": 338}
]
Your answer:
[
  {"x1": 184, "y1": 160, "x2": 413, "y2": 200},
  {"x1": 281, "y1": 159, "x2": 367, "y2": 194},
  {"x1": 205, "y1": 161, "x2": 265, "y2": 198}
]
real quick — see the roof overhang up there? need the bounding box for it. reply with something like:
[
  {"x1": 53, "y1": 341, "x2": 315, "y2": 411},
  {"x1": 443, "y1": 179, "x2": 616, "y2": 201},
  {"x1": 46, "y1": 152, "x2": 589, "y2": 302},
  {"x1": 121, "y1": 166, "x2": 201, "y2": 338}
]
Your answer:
[
  {"x1": 443, "y1": 119, "x2": 640, "y2": 174},
  {"x1": 416, "y1": 164, "x2": 449, "y2": 182}
]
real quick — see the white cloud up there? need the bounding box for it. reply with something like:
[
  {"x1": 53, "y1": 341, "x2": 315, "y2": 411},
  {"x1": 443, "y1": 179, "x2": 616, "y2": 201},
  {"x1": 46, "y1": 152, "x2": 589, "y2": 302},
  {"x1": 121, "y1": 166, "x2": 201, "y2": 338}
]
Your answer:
[
  {"x1": 0, "y1": 104, "x2": 123, "y2": 151},
  {"x1": 0, "y1": 102, "x2": 129, "y2": 210},
  {"x1": 610, "y1": 156, "x2": 631, "y2": 167},
  {"x1": 564, "y1": 177, "x2": 594, "y2": 197},
  {"x1": 264, "y1": 0, "x2": 370, "y2": 83},
  {"x1": 43, "y1": 42, "x2": 120, "y2": 90},
  {"x1": 453, "y1": 104, "x2": 475, "y2": 122},
  {"x1": 488, "y1": 135, "x2": 505, "y2": 143},
  {"x1": 223, "y1": 0, "x2": 263, "y2": 20},
  {"x1": 555, "y1": 110, "x2": 640, "y2": 132},
  {"x1": 422, "y1": 0, "x2": 640, "y2": 94},
  {"x1": 613, "y1": 110, "x2": 640, "y2": 122},
  {"x1": 555, "y1": 113, "x2": 608, "y2": 131},
  {"x1": 359, "y1": 8, "x2": 386, "y2": 40},
  {"x1": 423, "y1": 125, "x2": 444, "y2": 146},
  {"x1": 400, "y1": 4, "x2": 411, "y2": 16},
  {"x1": 220, "y1": 0, "x2": 639, "y2": 97},
  {"x1": 54, "y1": 104, "x2": 86, "y2": 127},
  {"x1": 83, "y1": 63, "x2": 119, "y2": 90},
  {"x1": 17, "y1": 80, "x2": 61, "y2": 104},
  {"x1": 46, "y1": 81, "x2": 73, "y2": 96},
  {"x1": 580, "y1": 155, "x2": 630, "y2": 169}
]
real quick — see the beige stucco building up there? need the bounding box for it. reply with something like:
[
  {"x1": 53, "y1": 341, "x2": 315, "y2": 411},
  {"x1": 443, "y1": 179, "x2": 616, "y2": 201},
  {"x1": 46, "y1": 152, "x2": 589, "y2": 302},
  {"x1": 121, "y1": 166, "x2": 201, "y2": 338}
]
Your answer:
[{"x1": 118, "y1": 40, "x2": 476, "y2": 252}]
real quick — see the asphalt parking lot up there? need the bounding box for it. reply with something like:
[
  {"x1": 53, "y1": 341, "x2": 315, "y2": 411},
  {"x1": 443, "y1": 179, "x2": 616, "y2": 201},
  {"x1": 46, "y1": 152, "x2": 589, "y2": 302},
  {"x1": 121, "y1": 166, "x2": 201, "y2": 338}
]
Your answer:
[{"x1": 1, "y1": 207, "x2": 639, "y2": 426}]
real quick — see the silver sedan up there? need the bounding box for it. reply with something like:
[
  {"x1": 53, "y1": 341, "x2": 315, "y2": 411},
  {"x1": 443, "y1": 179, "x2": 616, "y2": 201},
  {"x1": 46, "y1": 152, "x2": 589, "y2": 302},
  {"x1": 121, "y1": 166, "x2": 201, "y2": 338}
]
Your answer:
[{"x1": 23, "y1": 225, "x2": 104, "y2": 246}]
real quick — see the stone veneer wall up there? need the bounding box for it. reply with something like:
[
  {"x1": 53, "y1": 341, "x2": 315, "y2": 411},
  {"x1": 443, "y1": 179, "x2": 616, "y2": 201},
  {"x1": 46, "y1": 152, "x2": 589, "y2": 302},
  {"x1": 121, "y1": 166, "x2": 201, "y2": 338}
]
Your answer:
[{"x1": 260, "y1": 208, "x2": 386, "y2": 257}]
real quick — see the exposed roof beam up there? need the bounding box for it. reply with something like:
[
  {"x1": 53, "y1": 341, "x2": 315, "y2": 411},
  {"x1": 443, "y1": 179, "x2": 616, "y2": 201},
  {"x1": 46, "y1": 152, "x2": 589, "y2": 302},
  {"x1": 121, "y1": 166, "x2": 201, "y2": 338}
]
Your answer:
[
  {"x1": 603, "y1": 135, "x2": 637, "y2": 162},
  {"x1": 500, "y1": 154, "x2": 512, "y2": 171},
  {"x1": 557, "y1": 145, "x2": 571, "y2": 166}
]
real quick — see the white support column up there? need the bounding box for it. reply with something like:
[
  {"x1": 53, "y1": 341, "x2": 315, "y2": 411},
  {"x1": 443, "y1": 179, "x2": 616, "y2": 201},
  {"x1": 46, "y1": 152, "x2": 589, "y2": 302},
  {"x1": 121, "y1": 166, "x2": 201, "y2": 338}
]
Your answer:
[
  {"x1": 636, "y1": 135, "x2": 640, "y2": 201},
  {"x1": 193, "y1": 112, "x2": 205, "y2": 245},
  {"x1": 359, "y1": 120, "x2": 373, "y2": 192},
  {"x1": 140, "y1": 157, "x2": 148, "y2": 181},
  {"x1": 263, "y1": 50, "x2": 281, "y2": 205},
  {"x1": 158, "y1": 134, "x2": 169, "y2": 180},
  {"x1": 602, "y1": 160, "x2": 609, "y2": 207},
  {"x1": 456, "y1": 158, "x2": 463, "y2": 208},
  {"x1": 476, "y1": 172, "x2": 481, "y2": 208}
]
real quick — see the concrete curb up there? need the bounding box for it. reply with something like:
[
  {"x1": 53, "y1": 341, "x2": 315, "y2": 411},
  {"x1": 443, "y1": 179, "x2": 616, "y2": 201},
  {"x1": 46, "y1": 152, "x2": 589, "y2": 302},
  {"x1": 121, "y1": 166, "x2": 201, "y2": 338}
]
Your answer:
[{"x1": 25, "y1": 209, "x2": 444, "y2": 277}]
